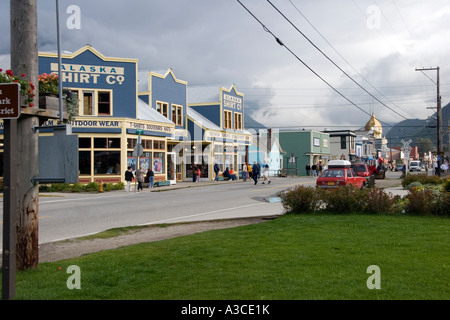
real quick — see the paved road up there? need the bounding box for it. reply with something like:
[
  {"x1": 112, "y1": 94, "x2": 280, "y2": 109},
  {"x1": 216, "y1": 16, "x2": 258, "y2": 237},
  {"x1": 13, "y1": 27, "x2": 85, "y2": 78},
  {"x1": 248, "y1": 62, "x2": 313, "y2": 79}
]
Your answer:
[
  {"x1": 0, "y1": 176, "x2": 316, "y2": 245},
  {"x1": 0, "y1": 173, "x2": 407, "y2": 246}
]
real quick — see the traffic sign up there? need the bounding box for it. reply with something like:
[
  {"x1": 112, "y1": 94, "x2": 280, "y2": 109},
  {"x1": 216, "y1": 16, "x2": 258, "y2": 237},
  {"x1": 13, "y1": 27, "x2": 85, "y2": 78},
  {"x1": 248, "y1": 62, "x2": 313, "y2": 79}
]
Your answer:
[{"x1": 0, "y1": 83, "x2": 21, "y2": 119}]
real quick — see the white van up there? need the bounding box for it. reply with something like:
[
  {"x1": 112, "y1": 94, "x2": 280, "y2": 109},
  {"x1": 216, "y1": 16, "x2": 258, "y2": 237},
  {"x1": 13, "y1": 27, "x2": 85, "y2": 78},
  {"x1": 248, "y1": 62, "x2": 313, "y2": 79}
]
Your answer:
[{"x1": 409, "y1": 161, "x2": 422, "y2": 172}]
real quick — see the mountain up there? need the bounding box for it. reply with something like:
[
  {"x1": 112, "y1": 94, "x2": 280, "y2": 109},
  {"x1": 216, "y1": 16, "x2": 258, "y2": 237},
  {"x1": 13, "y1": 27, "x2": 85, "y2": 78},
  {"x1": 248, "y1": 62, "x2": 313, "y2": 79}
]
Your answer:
[{"x1": 385, "y1": 102, "x2": 449, "y2": 151}]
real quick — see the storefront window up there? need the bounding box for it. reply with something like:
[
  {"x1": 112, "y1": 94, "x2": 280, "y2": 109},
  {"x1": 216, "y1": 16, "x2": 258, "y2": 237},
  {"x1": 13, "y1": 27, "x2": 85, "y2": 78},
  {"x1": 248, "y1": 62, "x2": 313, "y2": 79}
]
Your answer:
[
  {"x1": 153, "y1": 140, "x2": 165, "y2": 150},
  {"x1": 79, "y1": 137, "x2": 91, "y2": 148},
  {"x1": 153, "y1": 152, "x2": 165, "y2": 174},
  {"x1": 94, "y1": 151, "x2": 120, "y2": 174},
  {"x1": 94, "y1": 138, "x2": 120, "y2": 149},
  {"x1": 79, "y1": 151, "x2": 91, "y2": 175}
]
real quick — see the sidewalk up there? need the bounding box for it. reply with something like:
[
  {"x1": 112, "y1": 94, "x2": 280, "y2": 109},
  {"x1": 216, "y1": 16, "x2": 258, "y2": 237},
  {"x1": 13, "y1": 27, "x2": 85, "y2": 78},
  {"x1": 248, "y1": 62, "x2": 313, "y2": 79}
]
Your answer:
[{"x1": 127, "y1": 175, "x2": 314, "y2": 193}]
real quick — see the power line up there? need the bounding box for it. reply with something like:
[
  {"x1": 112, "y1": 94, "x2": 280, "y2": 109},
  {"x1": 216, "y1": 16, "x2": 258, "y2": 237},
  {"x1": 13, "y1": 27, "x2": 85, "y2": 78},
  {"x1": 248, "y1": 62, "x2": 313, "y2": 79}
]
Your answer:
[
  {"x1": 267, "y1": 0, "x2": 409, "y2": 120},
  {"x1": 287, "y1": 0, "x2": 417, "y2": 119},
  {"x1": 235, "y1": 0, "x2": 374, "y2": 122}
]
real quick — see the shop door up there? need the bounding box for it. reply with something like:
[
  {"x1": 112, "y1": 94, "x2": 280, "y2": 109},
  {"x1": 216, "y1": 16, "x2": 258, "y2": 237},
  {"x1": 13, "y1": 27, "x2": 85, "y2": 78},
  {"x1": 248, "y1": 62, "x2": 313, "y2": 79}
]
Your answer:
[{"x1": 167, "y1": 152, "x2": 176, "y2": 185}]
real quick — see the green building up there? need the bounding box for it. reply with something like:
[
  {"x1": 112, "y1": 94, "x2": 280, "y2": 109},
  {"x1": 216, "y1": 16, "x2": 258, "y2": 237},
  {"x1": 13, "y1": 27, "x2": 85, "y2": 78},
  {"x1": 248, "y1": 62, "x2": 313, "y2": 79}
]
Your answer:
[{"x1": 279, "y1": 130, "x2": 331, "y2": 176}]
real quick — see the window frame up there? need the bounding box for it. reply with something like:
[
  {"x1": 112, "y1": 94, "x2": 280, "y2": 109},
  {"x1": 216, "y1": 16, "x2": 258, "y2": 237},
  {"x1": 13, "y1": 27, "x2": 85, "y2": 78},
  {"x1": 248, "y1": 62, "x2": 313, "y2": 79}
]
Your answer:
[{"x1": 224, "y1": 110, "x2": 232, "y2": 129}]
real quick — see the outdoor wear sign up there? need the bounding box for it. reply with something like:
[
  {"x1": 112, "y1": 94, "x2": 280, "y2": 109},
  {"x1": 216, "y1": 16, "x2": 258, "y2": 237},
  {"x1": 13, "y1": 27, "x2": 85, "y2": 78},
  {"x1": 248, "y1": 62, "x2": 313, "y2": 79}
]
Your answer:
[{"x1": 0, "y1": 83, "x2": 20, "y2": 119}]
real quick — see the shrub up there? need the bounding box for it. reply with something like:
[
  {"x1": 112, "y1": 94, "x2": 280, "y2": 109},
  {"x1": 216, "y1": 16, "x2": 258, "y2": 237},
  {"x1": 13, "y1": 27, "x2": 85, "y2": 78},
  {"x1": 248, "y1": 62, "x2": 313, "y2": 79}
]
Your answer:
[
  {"x1": 402, "y1": 174, "x2": 442, "y2": 188},
  {"x1": 363, "y1": 188, "x2": 401, "y2": 214},
  {"x1": 443, "y1": 179, "x2": 450, "y2": 192},
  {"x1": 280, "y1": 185, "x2": 321, "y2": 214},
  {"x1": 405, "y1": 188, "x2": 439, "y2": 215},
  {"x1": 84, "y1": 182, "x2": 99, "y2": 192},
  {"x1": 320, "y1": 186, "x2": 365, "y2": 214}
]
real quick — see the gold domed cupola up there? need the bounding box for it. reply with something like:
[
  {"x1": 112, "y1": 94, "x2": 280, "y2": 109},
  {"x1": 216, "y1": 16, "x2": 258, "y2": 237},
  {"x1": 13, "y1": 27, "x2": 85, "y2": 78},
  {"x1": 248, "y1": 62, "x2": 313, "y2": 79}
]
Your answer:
[{"x1": 365, "y1": 113, "x2": 382, "y2": 138}]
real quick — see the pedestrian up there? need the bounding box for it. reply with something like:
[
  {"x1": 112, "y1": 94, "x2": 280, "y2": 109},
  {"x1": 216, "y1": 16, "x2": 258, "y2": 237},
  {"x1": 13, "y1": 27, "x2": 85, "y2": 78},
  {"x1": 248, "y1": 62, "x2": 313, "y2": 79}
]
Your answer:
[
  {"x1": 305, "y1": 163, "x2": 310, "y2": 176},
  {"x1": 242, "y1": 162, "x2": 247, "y2": 182},
  {"x1": 315, "y1": 163, "x2": 320, "y2": 177},
  {"x1": 147, "y1": 168, "x2": 154, "y2": 188},
  {"x1": 192, "y1": 164, "x2": 197, "y2": 182},
  {"x1": 262, "y1": 162, "x2": 271, "y2": 184},
  {"x1": 256, "y1": 162, "x2": 261, "y2": 179},
  {"x1": 124, "y1": 166, "x2": 134, "y2": 192},
  {"x1": 136, "y1": 167, "x2": 145, "y2": 191},
  {"x1": 223, "y1": 167, "x2": 232, "y2": 180},
  {"x1": 252, "y1": 161, "x2": 260, "y2": 185},
  {"x1": 311, "y1": 164, "x2": 317, "y2": 177},
  {"x1": 247, "y1": 162, "x2": 253, "y2": 180},
  {"x1": 214, "y1": 163, "x2": 220, "y2": 182},
  {"x1": 197, "y1": 165, "x2": 201, "y2": 182},
  {"x1": 229, "y1": 167, "x2": 237, "y2": 180}
]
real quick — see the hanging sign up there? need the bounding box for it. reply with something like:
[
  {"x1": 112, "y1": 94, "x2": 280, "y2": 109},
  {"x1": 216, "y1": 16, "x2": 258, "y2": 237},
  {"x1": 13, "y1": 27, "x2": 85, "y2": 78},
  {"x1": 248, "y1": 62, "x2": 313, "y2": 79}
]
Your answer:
[{"x1": 0, "y1": 83, "x2": 21, "y2": 119}]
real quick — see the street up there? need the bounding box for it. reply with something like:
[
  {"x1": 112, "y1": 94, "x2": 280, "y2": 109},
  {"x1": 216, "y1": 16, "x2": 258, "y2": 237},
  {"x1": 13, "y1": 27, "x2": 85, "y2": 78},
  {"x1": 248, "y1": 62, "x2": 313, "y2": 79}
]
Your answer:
[{"x1": 1, "y1": 176, "x2": 318, "y2": 246}]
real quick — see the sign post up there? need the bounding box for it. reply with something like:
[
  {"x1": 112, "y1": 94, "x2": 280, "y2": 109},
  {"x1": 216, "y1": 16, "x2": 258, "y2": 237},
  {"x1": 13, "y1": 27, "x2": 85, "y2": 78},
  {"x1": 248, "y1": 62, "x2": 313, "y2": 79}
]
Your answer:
[
  {"x1": 1, "y1": 83, "x2": 20, "y2": 300},
  {"x1": 133, "y1": 130, "x2": 144, "y2": 192}
]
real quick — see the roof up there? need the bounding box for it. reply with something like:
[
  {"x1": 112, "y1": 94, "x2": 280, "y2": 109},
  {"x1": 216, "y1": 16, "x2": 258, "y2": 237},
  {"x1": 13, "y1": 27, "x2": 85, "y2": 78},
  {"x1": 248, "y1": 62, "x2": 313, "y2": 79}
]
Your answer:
[
  {"x1": 187, "y1": 107, "x2": 221, "y2": 130},
  {"x1": 137, "y1": 98, "x2": 174, "y2": 124},
  {"x1": 188, "y1": 86, "x2": 221, "y2": 104}
]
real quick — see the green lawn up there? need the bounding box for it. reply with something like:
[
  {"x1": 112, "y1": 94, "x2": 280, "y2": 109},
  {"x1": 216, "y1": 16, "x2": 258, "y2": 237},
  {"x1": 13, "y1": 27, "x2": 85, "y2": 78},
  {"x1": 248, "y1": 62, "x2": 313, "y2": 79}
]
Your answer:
[{"x1": 7, "y1": 214, "x2": 450, "y2": 300}]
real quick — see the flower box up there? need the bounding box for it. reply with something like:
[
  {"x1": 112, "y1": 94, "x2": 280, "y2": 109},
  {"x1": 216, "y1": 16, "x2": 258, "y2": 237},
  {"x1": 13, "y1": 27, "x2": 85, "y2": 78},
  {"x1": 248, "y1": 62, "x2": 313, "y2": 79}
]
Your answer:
[{"x1": 39, "y1": 94, "x2": 67, "y2": 113}]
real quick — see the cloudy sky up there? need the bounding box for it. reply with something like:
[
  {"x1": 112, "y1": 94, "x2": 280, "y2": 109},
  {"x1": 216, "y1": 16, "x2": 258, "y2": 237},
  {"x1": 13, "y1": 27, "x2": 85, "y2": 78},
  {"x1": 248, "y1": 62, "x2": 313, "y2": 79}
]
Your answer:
[{"x1": 1, "y1": 0, "x2": 449, "y2": 131}]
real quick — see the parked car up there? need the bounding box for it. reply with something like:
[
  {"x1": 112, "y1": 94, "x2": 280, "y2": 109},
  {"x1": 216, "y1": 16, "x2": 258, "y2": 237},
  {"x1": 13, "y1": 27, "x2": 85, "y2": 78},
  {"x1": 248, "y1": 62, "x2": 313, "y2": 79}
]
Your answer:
[
  {"x1": 351, "y1": 163, "x2": 371, "y2": 179},
  {"x1": 316, "y1": 160, "x2": 367, "y2": 189},
  {"x1": 409, "y1": 161, "x2": 422, "y2": 172},
  {"x1": 395, "y1": 164, "x2": 403, "y2": 171}
]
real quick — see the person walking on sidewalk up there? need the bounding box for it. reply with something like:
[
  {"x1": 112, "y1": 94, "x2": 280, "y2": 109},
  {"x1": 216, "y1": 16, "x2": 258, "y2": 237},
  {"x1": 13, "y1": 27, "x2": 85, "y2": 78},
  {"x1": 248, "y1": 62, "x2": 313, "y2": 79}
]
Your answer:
[
  {"x1": 214, "y1": 163, "x2": 220, "y2": 182},
  {"x1": 242, "y1": 162, "x2": 248, "y2": 182},
  {"x1": 136, "y1": 167, "x2": 145, "y2": 191},
  {"x1": 147, "y1": 168, "x2": 154, "y2": 188},
  {"x1": 125, "y1": 166, "x2": 134, "y2": 192},
  {"x1": 252, "y1": 161, "x2": 260, "y2": 185},
  {"x1": 192, "y1": 164, "x2": 198, "y2": 182},
  {"x1": 247, "y1": 162, "x2": 253, "y2": 180},
  {"x1": 262, "y1": 161, "x2": 271, "y2": 184}
]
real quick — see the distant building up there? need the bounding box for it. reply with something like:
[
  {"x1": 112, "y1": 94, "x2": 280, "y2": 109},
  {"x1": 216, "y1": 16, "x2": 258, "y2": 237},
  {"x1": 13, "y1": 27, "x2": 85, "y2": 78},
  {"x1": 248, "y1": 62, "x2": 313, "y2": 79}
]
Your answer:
[{"x1": 279, "y1": 130, "x2": 330, "y2": 176}]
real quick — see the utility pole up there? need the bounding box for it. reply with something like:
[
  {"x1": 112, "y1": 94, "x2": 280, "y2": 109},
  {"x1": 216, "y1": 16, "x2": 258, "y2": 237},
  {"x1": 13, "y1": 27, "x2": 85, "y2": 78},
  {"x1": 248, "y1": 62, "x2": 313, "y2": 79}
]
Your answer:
[
  {"x1": 10, "y1": 0, "x2": 40, "y2": 271},
  {"x1": 416, "y1": 67, "x2": 442, "y2": 176}
]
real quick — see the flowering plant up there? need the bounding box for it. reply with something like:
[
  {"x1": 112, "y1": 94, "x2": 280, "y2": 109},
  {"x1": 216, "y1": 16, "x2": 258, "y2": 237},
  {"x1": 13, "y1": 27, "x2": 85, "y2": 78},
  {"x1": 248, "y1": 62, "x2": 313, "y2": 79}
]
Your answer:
[
  {"x1": 38, "y1": 73, "x2": 59, "y2": 95},
  {"x1": 0, "y1": 68, "x2": 35, "y2": 107}
]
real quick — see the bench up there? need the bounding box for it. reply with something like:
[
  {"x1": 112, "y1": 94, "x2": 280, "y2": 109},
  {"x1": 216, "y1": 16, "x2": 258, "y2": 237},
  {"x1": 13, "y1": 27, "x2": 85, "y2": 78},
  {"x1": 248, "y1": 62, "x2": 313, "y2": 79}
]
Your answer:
[
  {"x1": 217, "y1": 176, "x2": 230, "y2": 181},
  {"x1": 155, "y1": 181, "x2": 170, "y2": 187}
]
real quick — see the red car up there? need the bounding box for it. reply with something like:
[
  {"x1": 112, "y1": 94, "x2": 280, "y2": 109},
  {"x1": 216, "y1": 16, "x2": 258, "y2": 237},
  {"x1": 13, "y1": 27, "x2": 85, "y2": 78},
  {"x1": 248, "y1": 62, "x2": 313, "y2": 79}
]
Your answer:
[
  {"x1": 316, "y1": 160, "x2": 367, "y2": 189},
  {"x1": 351, "y1": 163, "x2": 372, "y2": 180}
]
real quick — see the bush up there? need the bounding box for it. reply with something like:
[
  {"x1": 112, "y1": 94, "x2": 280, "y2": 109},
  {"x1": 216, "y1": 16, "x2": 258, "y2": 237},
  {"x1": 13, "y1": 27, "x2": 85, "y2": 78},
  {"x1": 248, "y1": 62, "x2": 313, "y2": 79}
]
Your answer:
[
  {"x1": 443, "y1": 179, "x2": 450, "y2": 192},
  {"x1": 280, "y1": 185, "x2": 321, "y2": 214},
  {"x1": 320, "y1": 186, "x2": 366, "y2": 214},
  {"x1": 84, "y1": 182, "x2": 99, "y2": 192},
  {"x1": 402, "y1": 174, "x2": 442, "y2": 188},
  {"x1": 363, "y1": 188, "x2": 401, "y2": 214},
  {"x1": 405, "y1": 188, "x2": 440, "y2": 215}
]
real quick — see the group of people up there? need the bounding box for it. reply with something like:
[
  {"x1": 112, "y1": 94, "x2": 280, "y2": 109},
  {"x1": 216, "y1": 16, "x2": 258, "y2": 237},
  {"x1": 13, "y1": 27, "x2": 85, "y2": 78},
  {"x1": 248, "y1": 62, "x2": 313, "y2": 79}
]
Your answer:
[
  {"x1": 192, "y1": 164, "x2": 202, "y2": 182},
  {"x1": 305, "y1": 162, "x2": 324, "y2": 177},
  {"x1": 124, "y1": 166, "x2": 155, "y2": 192},
  {"x1": 215, "y1": 161, "x2": 271, "y2": 185}
]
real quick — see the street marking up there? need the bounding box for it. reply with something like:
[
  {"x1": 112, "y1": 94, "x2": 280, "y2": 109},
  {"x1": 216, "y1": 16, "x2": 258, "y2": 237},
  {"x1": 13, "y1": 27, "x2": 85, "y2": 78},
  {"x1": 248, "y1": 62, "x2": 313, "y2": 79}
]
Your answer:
[{"x1": 138, "y1": 202, "x2": 268, "y2": 226}]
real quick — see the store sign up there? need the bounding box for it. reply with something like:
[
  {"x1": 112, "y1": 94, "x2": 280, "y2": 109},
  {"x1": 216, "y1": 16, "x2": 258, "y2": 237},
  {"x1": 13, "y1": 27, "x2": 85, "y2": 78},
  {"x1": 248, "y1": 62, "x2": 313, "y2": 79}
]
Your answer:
[
  {"x1": 127, "y1": 121, "x2": 174, "y2": 134},
  {"x1": 205, "y1": 130, "x2": 252, "y2": 143},
  {"x1": 223, "y1": 93, "x2": 243, "y2": 111},
  {"x1": 50, "y1": 63, "x2": 125, "y2": 85},
  {"x1": 0, "y1": 83, "x2": 20, "y2": 119}
]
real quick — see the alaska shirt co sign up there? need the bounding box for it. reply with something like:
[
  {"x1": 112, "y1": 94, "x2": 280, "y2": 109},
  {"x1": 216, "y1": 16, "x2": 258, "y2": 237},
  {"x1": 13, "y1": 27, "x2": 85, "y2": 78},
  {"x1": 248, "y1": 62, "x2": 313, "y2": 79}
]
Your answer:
[{"x1": 0, "y1": 83, "x2": 21, "y2": 119}]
